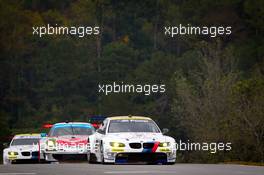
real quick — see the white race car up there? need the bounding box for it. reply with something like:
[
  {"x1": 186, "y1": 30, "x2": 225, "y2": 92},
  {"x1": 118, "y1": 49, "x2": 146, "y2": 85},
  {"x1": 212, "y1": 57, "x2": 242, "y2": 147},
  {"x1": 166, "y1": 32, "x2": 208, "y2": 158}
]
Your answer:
[
  {"x1": 3, "y1": 133, "x2": 43, "y2": 165},
  {"x1": 88, "y1": 116, "x2": 176, "y2": 164},
  {"x1": 40, "y1": 122, "x2": 94, "y2": 162}
]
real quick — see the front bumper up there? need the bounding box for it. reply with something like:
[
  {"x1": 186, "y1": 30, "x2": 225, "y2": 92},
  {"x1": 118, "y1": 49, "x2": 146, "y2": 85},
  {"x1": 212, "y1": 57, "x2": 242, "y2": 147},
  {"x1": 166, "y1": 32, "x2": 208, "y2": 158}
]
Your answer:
[
  {"x1": 44, "y1": 153, "x2": 88, "y2": 162},
  {"x1": 44, "y1": 148, "x2": 88, "y2": 154},
  {"x1": 43, "y1": 147, "x2": 90, "y2": 161},
  {"x1": 103, "y1": 147, "x2": 176, "y2": 163},
  {"x1": 115, "y1": 152, "x2": 168, "y2": 164},
  {"x1": 5, "y1": 151, "x2": 40, "y2": 164}
]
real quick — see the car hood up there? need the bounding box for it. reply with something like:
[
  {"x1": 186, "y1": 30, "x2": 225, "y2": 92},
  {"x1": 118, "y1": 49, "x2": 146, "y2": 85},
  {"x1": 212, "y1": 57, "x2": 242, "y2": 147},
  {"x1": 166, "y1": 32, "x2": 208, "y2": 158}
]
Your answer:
[
  {"x1": 50, "y1": 135, "x2": 89, "y2": 145},
  {"x1": 5, "y1": 145, "x2": 38, "y2": 152},
  {"x1": 105, "y1": 132, "x2": 173, "y2": 142}
]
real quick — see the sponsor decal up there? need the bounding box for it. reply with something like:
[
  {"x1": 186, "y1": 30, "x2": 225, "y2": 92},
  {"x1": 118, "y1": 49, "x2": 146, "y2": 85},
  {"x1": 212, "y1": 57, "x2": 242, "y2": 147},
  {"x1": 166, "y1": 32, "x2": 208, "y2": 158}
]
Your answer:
[
  {"x1": 152, "y1": 142, "x2": 160, "y2": 152},
  {"x1": 112, "y1": 148, "x2": 124, "y2": 152},
  {"x1": 159, "y1": 148, "x2": 171, "y2": 152},
  {"x1": 8, "y1": 155, "x2": 17, "y2": 160},
  {"x1": 56, "y1": 137, "x2": 88, "y2": 146},
  {"x1": 142, "y1": 142, "x2": 160, "y2": 153}
]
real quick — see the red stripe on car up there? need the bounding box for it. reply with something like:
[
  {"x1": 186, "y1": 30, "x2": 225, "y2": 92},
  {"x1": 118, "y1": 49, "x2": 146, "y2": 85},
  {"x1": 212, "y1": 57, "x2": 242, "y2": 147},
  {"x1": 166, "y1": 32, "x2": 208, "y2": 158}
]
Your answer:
[{"x1": 152, "y1": 141, "x2": 160, "y2": 152}]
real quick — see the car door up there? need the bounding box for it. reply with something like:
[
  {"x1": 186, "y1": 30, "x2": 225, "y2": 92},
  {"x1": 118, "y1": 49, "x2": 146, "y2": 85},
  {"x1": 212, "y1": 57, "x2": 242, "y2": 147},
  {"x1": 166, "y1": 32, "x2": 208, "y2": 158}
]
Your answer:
[
  {"x1": 92, "y1": 119, "x2": 108, "y2": 157},
  {"x1": 96, "y1": 119, "x2": 107, "y2": 143}
]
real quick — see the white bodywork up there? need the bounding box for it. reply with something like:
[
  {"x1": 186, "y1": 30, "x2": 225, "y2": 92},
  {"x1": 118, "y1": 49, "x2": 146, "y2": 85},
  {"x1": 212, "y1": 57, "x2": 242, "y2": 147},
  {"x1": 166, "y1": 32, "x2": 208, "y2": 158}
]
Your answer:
[
  {"x1": 39, "y1": 122, "x2": 94, "y2": 162},
  {"x1": 88, "y1": 116, "x2": 176, "y2": 164},
  {"x1": 3, "y1": 134, "x2": 41, "y2": 165}
]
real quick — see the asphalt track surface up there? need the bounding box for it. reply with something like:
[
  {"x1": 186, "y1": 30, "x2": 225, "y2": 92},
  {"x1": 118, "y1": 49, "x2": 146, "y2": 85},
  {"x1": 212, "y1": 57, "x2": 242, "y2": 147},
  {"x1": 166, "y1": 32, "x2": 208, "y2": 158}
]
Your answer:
[{"x1": 0, "y1": 163, "x2": 263, "y2": 175}]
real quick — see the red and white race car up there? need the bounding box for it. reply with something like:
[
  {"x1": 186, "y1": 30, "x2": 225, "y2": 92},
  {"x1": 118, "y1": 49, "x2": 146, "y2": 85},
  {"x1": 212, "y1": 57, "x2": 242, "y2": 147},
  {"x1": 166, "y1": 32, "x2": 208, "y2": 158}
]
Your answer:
[{"x1": 39, "y1": 122, "x2": 95, "y2": 162}]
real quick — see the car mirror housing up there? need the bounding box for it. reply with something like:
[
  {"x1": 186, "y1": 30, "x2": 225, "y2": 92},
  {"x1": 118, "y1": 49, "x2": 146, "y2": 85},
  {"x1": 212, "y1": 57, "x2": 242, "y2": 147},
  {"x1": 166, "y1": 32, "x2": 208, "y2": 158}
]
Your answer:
[
  {"x1": 40, "y1": 133, "x2": 47, "y2": 137},
  {"x1": 2, "y1": 142, "x2": 9, "y2": 148},
  {"x1": 97, "y1": 129, "x2": 105, "y2": 135},
  {"x1": 162, "y1": 128, "x2": 169, "y2": 134}
]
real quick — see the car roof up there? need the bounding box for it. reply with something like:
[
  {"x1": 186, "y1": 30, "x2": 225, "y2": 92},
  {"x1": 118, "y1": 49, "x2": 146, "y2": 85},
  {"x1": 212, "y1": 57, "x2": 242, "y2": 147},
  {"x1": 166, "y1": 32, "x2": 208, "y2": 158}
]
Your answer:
[
  {"x1": 13, "y1": 133, "x2": 41, "y2": 139},
  {"x1": 52, "y1": 122, "x2": 93, "y2": 129},
  {"x1": 54, "y1": 122, "x2": 91, "y2": 126},
  {"x1": 108, "y1": 116, "x2": 152, "y2": 120}
]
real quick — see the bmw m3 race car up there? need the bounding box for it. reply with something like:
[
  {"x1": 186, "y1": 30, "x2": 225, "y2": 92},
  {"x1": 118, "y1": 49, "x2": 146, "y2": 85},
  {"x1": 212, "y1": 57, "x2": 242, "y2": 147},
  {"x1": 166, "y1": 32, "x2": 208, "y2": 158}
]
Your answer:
[
  {"x1": 3, "y1": 133, "x2": 43, "y2": 165},
  {"x1": 40, "y1": 122, "x2": 94, "y2": 162},
  {"x1": 88, "y1": 116, "x2": 176, "y2": 164}
]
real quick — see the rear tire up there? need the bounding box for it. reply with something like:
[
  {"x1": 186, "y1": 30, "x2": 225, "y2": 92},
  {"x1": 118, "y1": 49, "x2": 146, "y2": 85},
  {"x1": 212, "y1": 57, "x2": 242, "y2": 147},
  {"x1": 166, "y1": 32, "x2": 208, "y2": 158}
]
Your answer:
[
  {"x1": 165, "y1": 162, "x2": 176, "y2": 165},
  {"x1": 100, "y1": 143, "x2": 105, "y2": 164},
  {"x1": 3, "y1": 158, "x2": 11, "y2": 165},
  {"x1": 87, "y1": 153, "x2": 97, "y2": 164}
]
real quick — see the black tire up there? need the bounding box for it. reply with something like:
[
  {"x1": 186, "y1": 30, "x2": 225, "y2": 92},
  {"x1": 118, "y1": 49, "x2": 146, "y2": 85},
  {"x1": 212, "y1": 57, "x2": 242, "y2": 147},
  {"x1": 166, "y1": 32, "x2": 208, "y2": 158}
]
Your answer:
[
  {"x1": 87, "y1": 153, "x2": 90, "y2": 163},
  {"x1": 100, "y1": 143, "x2": 106, "y2": 164},
  {"x1": 165, "y1": 162, "x2": 176, "y2": 165},
  {"x1": 3, "y1": 160, "x2": 11, "y2": 165},
  {"x1": 88, "y1": 153, "x2": 97, "y2": 164}
]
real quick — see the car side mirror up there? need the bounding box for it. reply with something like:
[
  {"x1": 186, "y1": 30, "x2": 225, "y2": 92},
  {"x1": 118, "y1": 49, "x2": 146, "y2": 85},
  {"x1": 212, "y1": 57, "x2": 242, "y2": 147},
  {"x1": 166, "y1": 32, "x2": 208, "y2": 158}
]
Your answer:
[
  {"x1": 162, "y1": 128, "x2": 169, "y2": 134},
  {"x1": 40, "y1": 133, "x2": 47, "y2": 137},
  {"x1": 97, "y1": 129, "x2": 105, "y2": 135},
  {"x1": 2, "y1": 142, "x2": 9, "y2": 148}
]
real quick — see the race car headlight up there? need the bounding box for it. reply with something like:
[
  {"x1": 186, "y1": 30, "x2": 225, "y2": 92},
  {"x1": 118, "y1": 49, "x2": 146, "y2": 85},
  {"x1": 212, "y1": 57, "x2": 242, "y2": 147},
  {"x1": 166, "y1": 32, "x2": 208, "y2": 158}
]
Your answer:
[
  {"x1": 46, "y1": 139, "x2": 56, "y2": 150},
  {"x1": 8, "y1": 151, "x2": 18, "y2": 156},
  {"x1": 110, "y1": 142, "x2": 125, "y2": 147},
  {"x1": 159, "y1": 142, "x2": 170, "y2": 147},
  {"x1": 47, "y1": 140, "x2": 55, "y2": 146}
]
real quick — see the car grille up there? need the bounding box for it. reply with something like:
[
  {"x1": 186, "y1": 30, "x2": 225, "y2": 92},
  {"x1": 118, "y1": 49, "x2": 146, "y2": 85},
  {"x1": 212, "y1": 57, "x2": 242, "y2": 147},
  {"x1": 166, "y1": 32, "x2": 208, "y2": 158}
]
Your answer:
[
  {"x1": 21, "y1": 152, "x2": 30, "y2": 156},
  {"x1": 143, "y1": 143, "x2": 154, "y2": 149},
  {"x1": 116, "y1": 153, "x2": 167, "y2": 164},
  {"x1": 129, "y1": 143, "x2": 142, "y2": 149}
]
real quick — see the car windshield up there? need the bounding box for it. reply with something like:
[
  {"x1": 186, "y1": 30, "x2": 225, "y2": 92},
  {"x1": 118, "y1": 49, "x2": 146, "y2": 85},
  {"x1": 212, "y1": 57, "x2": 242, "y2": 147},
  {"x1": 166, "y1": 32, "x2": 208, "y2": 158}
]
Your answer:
[
  {"x1": 11, "y1": 138, "x2": 39, "y2": 146},
  {"x1": 49, "y1": 125, "x2": 94, "y2": 136},
  {"x1": 108, "y1": 120, "x2": 160, "y2": 133}
]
